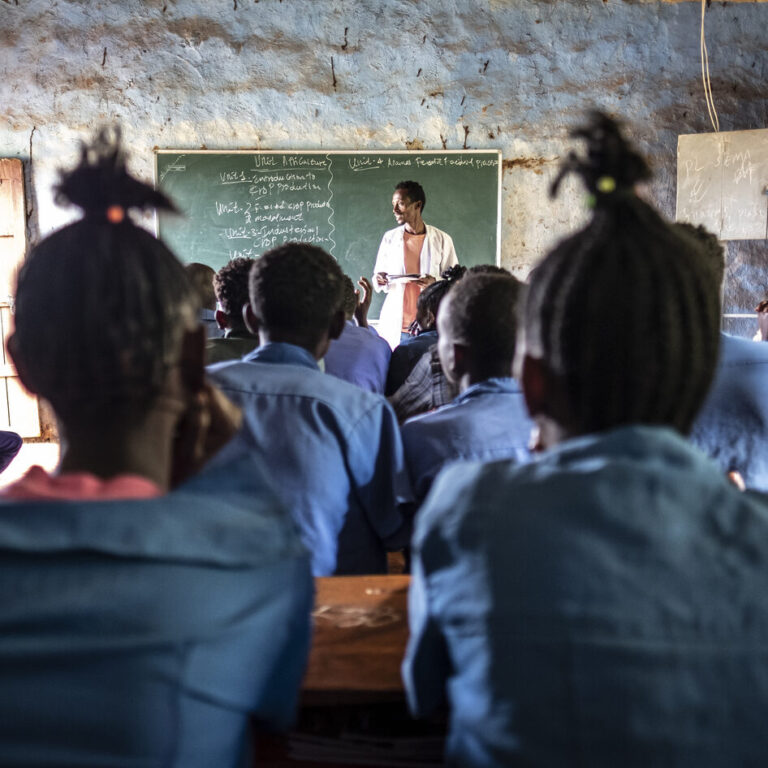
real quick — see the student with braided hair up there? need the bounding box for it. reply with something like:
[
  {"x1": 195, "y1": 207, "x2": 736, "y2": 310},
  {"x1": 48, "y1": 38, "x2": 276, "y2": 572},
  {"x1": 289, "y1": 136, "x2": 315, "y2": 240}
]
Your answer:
[
  {"x1": 0, "y1": 132, "x2": 312, "y2": 767},
  {"x1": 385, "y1": 264, "x2": 466, "y2": 396},
  {"x1": 404, "y1": 113, "x2": 768, "y2": 767}
]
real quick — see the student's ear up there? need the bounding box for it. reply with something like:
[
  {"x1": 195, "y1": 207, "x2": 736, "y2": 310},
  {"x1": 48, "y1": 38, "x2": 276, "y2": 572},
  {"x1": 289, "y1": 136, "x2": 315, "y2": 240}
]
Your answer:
[
  {"x1": 520, "y1": 354, "x2": 551, "y2": 419},
  {"x1": 328, "y1": 308, "x2": 346, "y2": 341},
  {"x1": 214, "y1": 309, "x2": 228, "y2": 330},
  {"x1": 243, "y1": 304, "x2": 259, "y2": 336},
  {"x1": 447, "y1": 342, "x2": 470, "y2": 384}
]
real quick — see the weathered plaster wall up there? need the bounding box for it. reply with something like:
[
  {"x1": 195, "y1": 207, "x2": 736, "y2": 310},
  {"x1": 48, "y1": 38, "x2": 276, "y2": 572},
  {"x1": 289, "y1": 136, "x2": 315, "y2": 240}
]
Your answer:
[{"x1": 1, "y1": 0, "x2": 767, "y2": 331}]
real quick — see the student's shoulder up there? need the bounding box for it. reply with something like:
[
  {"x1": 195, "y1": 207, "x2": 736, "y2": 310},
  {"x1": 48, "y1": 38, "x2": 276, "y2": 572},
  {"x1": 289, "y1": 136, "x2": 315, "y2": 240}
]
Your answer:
[
  {"x1": 209, "y1": 357, "x2": 394, "y2": 427},
  {"x1": 719, "y1": 333, "x2": 768, "y2": 367},
  {"x1": 206, "y1": 357, "x2": 256, "y2": 382},
  {"x1": 401, "y1": 398, "x2": 459, "y2": 438},
  {"x1": 0, "y1": 449, "x2": 306, "y2": 570},
  {"x1": 416, "y1": 458, "x2": 529, "y2": 532},
  {"x1": 318, "y1": 375, "x2": 396, "y2": 423}
]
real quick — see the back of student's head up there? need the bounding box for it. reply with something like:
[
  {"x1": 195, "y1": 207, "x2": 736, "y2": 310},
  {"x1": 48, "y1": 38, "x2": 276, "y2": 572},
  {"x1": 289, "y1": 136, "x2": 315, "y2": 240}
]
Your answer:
[
  {"x1": 442, "y1": 273, "x2": 522, "y2": 379},
  {"x1": 214, "y1": 257, "x2": 254, "y2": 328},
  {"x1": 186, "y1": 262, "x2": 216, "y2": 311},
  {"x1": 523, "y1": 111, "x2": 720, "y2": 436},
  {"x1": 248, "y1": 242, "x2": 345, "y2": 345},
  {"x1": 10, "y1": 129, "x2": 198, "y2": 427},
  {"x1": 416, "y1": 264, "x2": 466, "y2": 330},
  {"x1": 466, "y1": 264, "x2": 512, "y2": 277}
]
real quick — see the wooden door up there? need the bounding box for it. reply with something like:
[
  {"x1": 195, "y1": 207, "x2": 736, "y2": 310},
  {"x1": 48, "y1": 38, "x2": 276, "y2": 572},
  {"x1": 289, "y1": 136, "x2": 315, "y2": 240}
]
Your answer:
[{"x1": 0, "y1": 159, "x2": 40, "y2": 437}]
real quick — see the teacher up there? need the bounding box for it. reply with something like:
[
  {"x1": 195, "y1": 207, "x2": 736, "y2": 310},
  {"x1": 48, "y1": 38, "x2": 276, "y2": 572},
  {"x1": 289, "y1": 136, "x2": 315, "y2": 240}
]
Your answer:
[{"x1": 373, "y1": 181, "x2": 458, "y2": 350}]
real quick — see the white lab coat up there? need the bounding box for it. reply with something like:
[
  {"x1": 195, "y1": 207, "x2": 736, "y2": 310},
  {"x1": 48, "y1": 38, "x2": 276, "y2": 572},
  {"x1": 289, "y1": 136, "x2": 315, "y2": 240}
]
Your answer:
[{"x1": 372, "y1": 224, "x2": 458, "y2": 350}]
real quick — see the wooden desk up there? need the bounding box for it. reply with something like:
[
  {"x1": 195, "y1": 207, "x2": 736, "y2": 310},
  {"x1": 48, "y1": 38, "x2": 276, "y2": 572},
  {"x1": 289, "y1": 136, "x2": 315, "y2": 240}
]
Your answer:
[
  {"x1": 256, "y1": 575, "x2": 447, "y2": 766},
  {"x1": 303, "y1": 575, "x2": 410, "y2": 702}
]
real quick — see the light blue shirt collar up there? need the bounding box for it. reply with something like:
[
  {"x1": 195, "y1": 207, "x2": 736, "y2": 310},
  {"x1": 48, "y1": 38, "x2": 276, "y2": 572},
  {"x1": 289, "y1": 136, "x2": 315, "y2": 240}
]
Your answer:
[
  {"x1": 454, "y1": 377, "x2": 522, "y2": 405},
  {"x1": 244, "y1": 341, "x2": 320, "y2": 370}
]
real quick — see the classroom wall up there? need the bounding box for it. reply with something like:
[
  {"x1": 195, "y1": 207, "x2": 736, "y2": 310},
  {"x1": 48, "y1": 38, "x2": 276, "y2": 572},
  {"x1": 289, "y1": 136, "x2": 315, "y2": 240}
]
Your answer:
[{"x1": 2, "y1": 0, "x2": 767, "y2": 333}]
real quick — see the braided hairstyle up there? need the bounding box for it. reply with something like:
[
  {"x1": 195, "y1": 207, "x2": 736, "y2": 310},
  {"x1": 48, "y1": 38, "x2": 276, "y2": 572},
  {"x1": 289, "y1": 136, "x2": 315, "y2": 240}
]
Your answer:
[
  {"x1": 524, "y1": 112, "x2": 720, "y2": 436},
  {"x1": 415, "y1": 264, "x2": 467, "y2": 331},
  {"x1": 213, "y1": 257, "x2": 255, "y2": 327},
  {"x1": 11, "y1": 129, "x2": 198, "y2": 424}
]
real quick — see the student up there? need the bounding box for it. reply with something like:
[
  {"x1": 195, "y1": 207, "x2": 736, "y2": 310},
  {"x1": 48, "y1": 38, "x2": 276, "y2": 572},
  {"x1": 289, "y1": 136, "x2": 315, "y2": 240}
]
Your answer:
[
  {"x1": 401, "y1": 273, "x2": 533, "y2": 502},
  {"x1": 186, "y1": 261, "x2": 223, "y2": 338},
  {"x1": 682, "y1": 223, "x2": 768, "y2": 492},
  {"x1": 207, "y1": 256, "x2": 259, "y2": 364},
  {"x1": 403, "y1": 113, "x2": 768, "y2": 766},
  {"x1": 0, "y1": 134, "x2": 313, "y2": 768},
  {"x1": 385, "y1": 265, "x2": 466, "y2": 396},
  {"x1": 324, "y1": 274, "x2": 391, "y2": 393},
  {"x1": 389, "y1": 344, "x2": 458, "y2": 424},
  {"x1": 208, "y1": 242, "x2": 413, "y2": 576},
  {"x1": 389, "y1": 266, "x2": 502, "y2": 423}
]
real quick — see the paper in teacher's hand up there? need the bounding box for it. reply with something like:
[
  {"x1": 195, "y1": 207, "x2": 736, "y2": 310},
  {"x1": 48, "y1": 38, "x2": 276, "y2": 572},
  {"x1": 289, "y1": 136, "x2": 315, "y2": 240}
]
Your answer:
[{"x1": 387, "y1": 273, "x2": 421, "y2": 283}]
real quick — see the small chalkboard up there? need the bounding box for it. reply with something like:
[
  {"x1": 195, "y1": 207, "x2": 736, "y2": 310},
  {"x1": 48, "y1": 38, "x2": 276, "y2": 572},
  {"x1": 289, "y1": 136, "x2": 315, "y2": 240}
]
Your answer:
[
  {"x1": 154, "y1": 150, "x2": 501, "y2": 320},
  {"x1": 676, "y1": 129, "x2": 768, "y2": 240}
]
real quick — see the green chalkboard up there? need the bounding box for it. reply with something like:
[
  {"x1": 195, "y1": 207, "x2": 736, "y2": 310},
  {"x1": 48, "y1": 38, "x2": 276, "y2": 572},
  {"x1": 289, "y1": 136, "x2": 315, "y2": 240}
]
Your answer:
[{"x1": 155, "y1": 150, "x2": 501, "y2": 319}]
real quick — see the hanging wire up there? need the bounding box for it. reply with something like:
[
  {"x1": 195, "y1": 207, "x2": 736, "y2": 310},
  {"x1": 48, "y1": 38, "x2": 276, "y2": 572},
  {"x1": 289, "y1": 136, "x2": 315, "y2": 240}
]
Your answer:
[{"x1": 700, "y1": 0, "x2": 720, "y2": 133}]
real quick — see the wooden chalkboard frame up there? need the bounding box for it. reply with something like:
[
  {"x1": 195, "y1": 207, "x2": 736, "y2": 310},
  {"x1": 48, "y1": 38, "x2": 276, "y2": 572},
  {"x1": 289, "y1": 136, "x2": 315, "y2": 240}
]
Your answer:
[{"x1": 153, "y1": 149, "x2": 501, "y2": 320}]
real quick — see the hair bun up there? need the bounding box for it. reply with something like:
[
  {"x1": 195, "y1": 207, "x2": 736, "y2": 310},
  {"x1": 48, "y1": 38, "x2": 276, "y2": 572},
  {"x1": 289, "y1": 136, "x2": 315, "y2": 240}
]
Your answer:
[
  {"x1": 54, "y1": 127, "x2": 177, "y2": 219},
  {"x1": 441, "y1": 264, "x2": 467, "y2": 282},
  {"x1": 550, "y1": 111, "x2": 651, "y2": 202}
]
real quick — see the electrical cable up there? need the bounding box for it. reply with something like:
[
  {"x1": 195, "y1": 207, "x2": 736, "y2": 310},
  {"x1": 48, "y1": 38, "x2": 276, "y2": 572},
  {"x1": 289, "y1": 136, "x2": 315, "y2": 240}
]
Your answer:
[{"x1": 700, "y1": 0, "x2": 720, "y2": 133}]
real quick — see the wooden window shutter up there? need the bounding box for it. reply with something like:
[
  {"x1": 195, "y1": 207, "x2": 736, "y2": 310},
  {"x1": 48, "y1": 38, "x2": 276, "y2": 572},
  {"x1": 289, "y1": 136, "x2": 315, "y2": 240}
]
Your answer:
[{"x1": 0, "y1": 159, "x2": 40, "y2": 437}]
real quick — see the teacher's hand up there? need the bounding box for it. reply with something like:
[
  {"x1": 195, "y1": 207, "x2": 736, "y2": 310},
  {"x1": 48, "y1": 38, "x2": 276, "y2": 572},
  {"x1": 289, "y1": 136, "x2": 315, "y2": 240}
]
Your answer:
[
  {"x1": 375, "y1": 271, "x2": 389, "y2": 287},
  {"x1": 414, "y1": 274, "x2": 436, "y2": 287}
]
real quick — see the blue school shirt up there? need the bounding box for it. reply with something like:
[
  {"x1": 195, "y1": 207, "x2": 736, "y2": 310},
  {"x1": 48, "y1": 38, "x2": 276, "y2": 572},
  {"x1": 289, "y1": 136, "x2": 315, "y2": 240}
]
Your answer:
[
  {"x1": 208, "y1": 342, "x2": 413, "y2": 576},
  {"x1": 0, "y1": 452, "x2": 313, "y2": 768},
  {"x1": 690, "y1": 332, "x2": 768, "y2": 490},
  {"x1": 404, "y1": 426, "x2": 768, "y2": 767},
  {"x1": 401, "y1": 377, "x2": 533, "y2": 502},
  {"x1": 324, "y1": 320, "x2": 392, "y2": 394}
]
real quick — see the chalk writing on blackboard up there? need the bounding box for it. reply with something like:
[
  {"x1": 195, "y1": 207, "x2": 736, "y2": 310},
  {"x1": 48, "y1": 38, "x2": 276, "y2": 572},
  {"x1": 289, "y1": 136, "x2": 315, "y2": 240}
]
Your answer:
[
  {"x1": 677, "y1": 129, "x2": 768, "y2": 241},
  {"x1": 205, "y1": 155, "x2": 337, "y2": 256},
  {"x1": 155, "y1": 150, "x2": 501, "y2": 324}
]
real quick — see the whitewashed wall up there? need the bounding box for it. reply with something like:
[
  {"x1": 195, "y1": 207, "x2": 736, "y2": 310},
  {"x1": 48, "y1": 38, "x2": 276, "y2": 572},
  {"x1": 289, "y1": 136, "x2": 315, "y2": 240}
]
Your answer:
[{"x1": 1, "y1": 0, "x2": 767, "y2": 326}]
